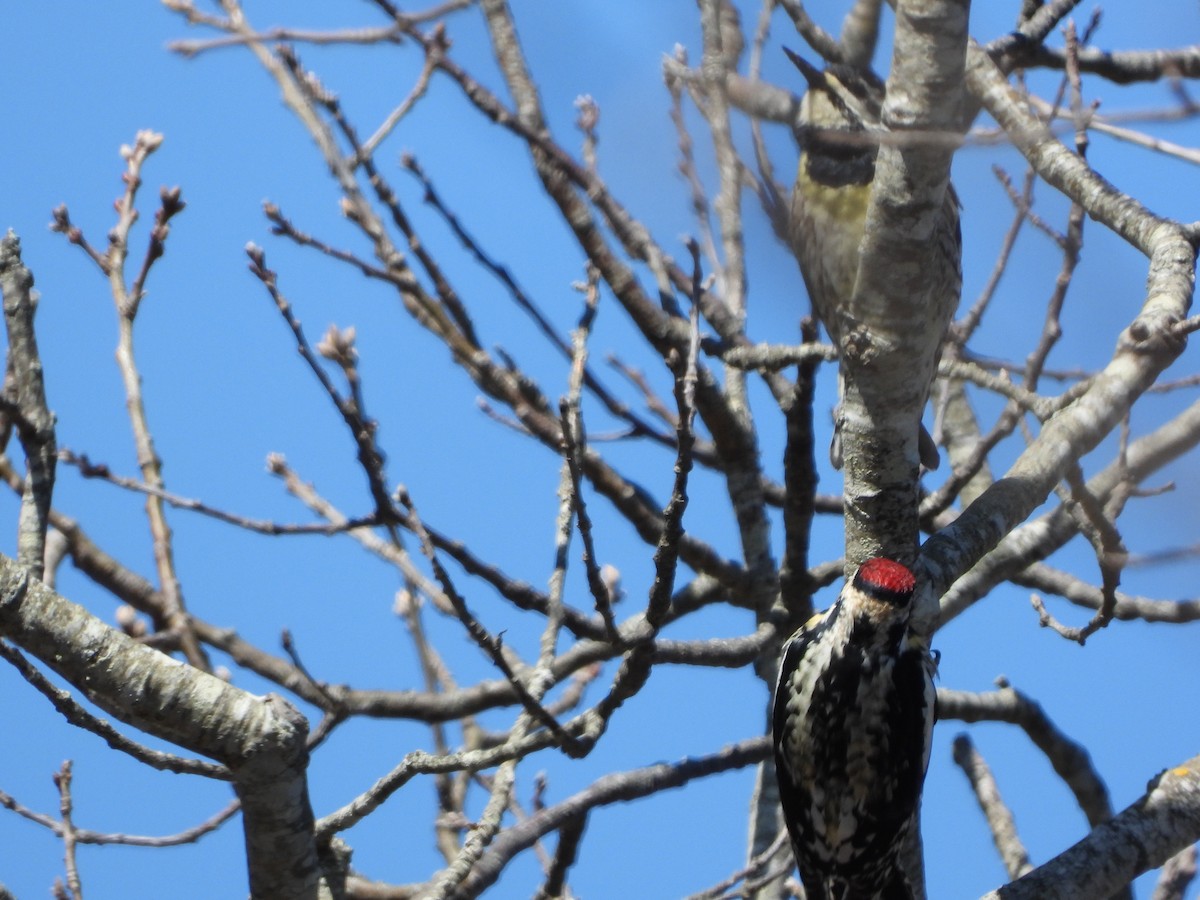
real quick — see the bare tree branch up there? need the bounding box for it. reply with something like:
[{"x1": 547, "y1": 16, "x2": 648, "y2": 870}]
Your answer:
[
  {"x1": 952, "y1": 734, "x2": 1033, "y2": 880},
  {"x1": 938, "y1": 684, "x2": 1114, "y2": 828},
  {"x1": 977, "y1": 754, "x2": 1200, "y2": 900},
  {"x1": 0, "y1": 232, "x2": 56, "y2": 581}
]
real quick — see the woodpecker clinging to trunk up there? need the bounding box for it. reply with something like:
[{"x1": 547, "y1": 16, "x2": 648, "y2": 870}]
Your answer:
[
  {"x1": 772, "y1": 558, "x2": 937, "y2": 900},
  {"x1": 786, "y1": 51, "x2": 960, "y2": 472}
]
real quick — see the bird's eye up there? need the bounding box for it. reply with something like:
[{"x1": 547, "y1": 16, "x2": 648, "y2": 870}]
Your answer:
[{"x1": 840, "y1": 80, "x2": 868, "y2": 101}]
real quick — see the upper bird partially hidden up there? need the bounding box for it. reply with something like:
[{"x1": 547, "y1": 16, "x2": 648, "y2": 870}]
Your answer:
[
  {"x1": 786, "y1": 50, "x2": 960, "y2": 472},
  {"x1": 772, "y1": 558, "x2": 937, "y2": 900}
]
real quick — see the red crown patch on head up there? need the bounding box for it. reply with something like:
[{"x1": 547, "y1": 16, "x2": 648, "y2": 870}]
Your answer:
[{"x1": 854, "y1": 558, "x2": 916, "y2": 599}]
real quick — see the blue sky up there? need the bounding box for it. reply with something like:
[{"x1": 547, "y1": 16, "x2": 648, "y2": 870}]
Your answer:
[{"x1": 2, "y1": 2, "x2": 1199, "y2": 898}]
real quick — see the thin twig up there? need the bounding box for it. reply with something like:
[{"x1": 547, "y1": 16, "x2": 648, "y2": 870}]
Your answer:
[
  {"x1": 246, "y1": 243, "x2": 394, "y2": 520},
  {"x1": 0, "y1": 640, "x2": 231, "y2": 780},
  {"x1": 1033, "y1": 464, "x2": 1127, "y2": 644},
  {"x1": 0, "y1": 787, "x2": 240, "y2": 847},
  {"x1": 682, "y1": 828, "x2": 790, "y2": 900},
  {"x1": 69, "y1": 131, "x2": 208, "y2": 671},
  {"x1": 532, "y1": 813, "x2": 587, "y2": 900},
  {"x1": 358, "y1": 31, "x2": 440, "y2": 160},
  {"x1": 398, "y1": 487, "x2": 585, "y2": 758},
  {"x1": 402, "y1": 154, "x2": 684, "y2": 455},
  {"x1": 53, "y1": 762, "x2": 83, "y2": 900},
  {"x1": 952, "y1": 734, "x2": 1033, "y2": 879},
  {"x1": 951, "y1": 166, "x2": 1038, "y2": 347},
  {"x1": 775, "y1": 0, "x2": 843, "y2": 63},
  {"x1": 60, "y1": 448, "x2": 380, "y2": 536},
  {"x1": 938, "y1": 683, "x2": 1114, "y2": 829},
  {"x1": 0, "y1": 231, "x2": 57, "y2": 580},
  {"x1": 458, "y1": 735, "x2": 770, "y2": 897},
  {"x1": 665, "y1": 45, "x2": 721, "y2": 272},
  {"x1": 588, "y1": 241, "x2": 701, "y2": 731},
  {"x1": 559, "y1": 269, "x2": 621, "y2": 644}
]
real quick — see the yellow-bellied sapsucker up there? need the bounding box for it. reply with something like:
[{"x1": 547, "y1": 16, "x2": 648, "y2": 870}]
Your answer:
[
  {"x1": 772, "y1": 558, "x2": 937, "y2": 900},
  {"x1": 787, "y1": 53, "x2": 960, "y2": 471}
]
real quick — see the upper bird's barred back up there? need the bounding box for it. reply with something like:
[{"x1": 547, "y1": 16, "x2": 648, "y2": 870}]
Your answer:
[
  {"x1": 772, "y1": 558, "x2": 937, "y2": 900},
  {"x1": 789, "y1": 61, "x2": 886, "y2": 326},
  {"x1": 787, "y1": 54, "x2": 961, "y2": 471}
]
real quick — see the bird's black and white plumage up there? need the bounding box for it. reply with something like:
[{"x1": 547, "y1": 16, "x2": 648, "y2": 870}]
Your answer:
[{"x1": 772, "y1": 558, "x2": 937, "y2": 900}]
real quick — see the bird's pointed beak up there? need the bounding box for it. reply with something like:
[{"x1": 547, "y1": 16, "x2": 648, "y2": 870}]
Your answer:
[{"x1": 783, "y1": 47, "x2": 826, "y2": 92}]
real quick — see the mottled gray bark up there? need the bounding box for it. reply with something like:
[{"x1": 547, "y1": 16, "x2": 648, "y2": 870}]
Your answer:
[{"x1": 0, "y1": 555, "x2": 319, "y2": 898}]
